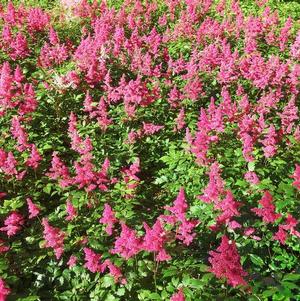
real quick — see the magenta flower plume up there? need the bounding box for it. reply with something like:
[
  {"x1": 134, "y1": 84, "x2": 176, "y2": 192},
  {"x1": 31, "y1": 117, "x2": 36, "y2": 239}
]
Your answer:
[
  {"x1": 251, "y1": 191, "x2": 281, "y2": 223},
  {"x1": 99, "y1": 203, "x2": 118, "y2": 235},
  {"x1": 26, "y1": 198, "x2": 40, "y2": 219},
  {"x1": 83, "y1": 247, "x2": 105, "y2": 273},
  {"x1": 65, "y1": 200, "x2": 77, "y2": 221},
  {"x1": 0, "y1": 211, "x2": 24, "y2": 236},
  {"x1": 42, "y1": 218, "x2": 65, "y2": 260},
  {"x1": 67, "y1": 255, "x2": 77, "y2": 268},
  {"x1": 170, "y1": 288, "x2": 185, "y2": 301},
  {"x1": 142, "y1": 220, "x2": 171, "y2": 262},
  {"x1": 208, "y1": 235, "x2": 248, "y2": 287},
  {"x1": 110, "y1": 223, "x2": 142, "y2": 260},
  {"x1": 0, "y1": 278, "x2": 10, "y2": 301},
  {"x1": 291, "y1": 164, "x2": 300, "y2": 191}
]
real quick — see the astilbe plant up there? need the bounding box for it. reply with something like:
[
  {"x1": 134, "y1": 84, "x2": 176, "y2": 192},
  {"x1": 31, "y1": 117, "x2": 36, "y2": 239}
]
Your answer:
[{"x1": 0, "y1": 0, "x2": 299, "y2": 300}]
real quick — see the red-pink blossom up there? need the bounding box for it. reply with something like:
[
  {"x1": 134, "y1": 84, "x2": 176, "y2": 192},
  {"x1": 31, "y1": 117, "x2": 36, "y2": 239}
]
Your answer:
[
  {"x1": 279, "y1": 97, "x2": 298, "y2": 134},
  {"x1": 142, "y1": 220, "x2": 171, "y2": 261},
  {"x1": 0, "y1": 278, "x2": 10, "y2": 301},
  {"x1": 291, "y1": 164, "x2": 300, "y2": 191},
  {"x1": 83, "y1": 247, "x2": 105, "y2": 273},
  {"x1": 244, "y1": 171, "x2": 260, "y2": 185},
  {"x1": 273, "y1": 225, "x2": 287, "y2": 245},
  {"x1": 47, "y1": 152, "x2": 72, "y2": 188},
  {"x1": 215, "y1": 191, "x2": 241, "y2": 227},
  {"x1": 170, "y1": 288, "x2": 185, "y2": 301},
  {"x1": 27, "y1": 8, "x2": 50, "y2": 32},
  {"x1": 110, "y1": 223, "x2": 142, "y2": 259},
  {"x1": 26, "y1": 145, "x2": 42, "y2": 169},
  {"x1": 209, "y1": 235, "x2": 248, "y2": 287},
  {"x1": 174, "y1": 108, "x2": 186, "y2": 132},
  {"x1": 0, "y1": 239, "x2": 9, "y2": 253},
  {"x1": 103, "y1": 259, "x2": 127, "y2": 284},
  {"x1": 199, "y1": 162, "x2": 225, "y2": 204},
  {"x1": 42, "y1": 218, "x2": 65, "y2": 260},
  {"x1": 67, "y1": 255, "x2": 77, "y2": 268},
  {"x1": 0, "y1": 211, "x2": 24, "y2": 236},
  {"x1": 99, "y1": 204, "x2": 118, "y2": 235},
  {"x1": 27, "y1": 198, "x2": 40, "y2": 219},
  {"x1": 251, "y1": 191, "x2": 281, "y2": 223},
  {"x1": 66, "y1": 200, "x2": 77, "y2": 221},
  {"x1": 164, "y1": 188, "x2": 198, "y2": 245},
  {"x1": 261, "y1": 125, "x2": 277, "y2": 158}
]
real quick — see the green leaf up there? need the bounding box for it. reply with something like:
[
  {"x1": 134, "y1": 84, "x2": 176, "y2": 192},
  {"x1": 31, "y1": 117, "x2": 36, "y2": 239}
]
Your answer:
[
  {"x1": 282, "y1": 274, "x2": 300, "y2": 282},
  {"x1": 249, "y1": 254, "x2": 264, "y2": 267},
  {"x1": 248, "y1": 162, "x2": 255, "y2": 171}
]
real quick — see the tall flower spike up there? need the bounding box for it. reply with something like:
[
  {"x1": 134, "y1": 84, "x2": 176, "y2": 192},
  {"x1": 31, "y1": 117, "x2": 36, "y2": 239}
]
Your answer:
[
  {"x1": 83, "y1": 247, "x2": 104, "y2": 273},
  {"x1": 0, "y1": 278, "x2": 10, "y2": 301},
  {"x1": 251, "y1": 191, "x2": 281, "y2": 223},
  {"x1": 42, "y1": 218, "x2": 65, "y2": 260},
  {"x1": 27, "y1": 198, "x2": 40, "y2": 219},
  {"x1": 199, "y1": 162, "x2": 225, "y2": 204},
  {"x1": 208, "y1": 235, "x2": 248, "y2": 287},
  {"x1": 0, "y1": 211, "x2": 24, "y2": 236},
  {"x1": 99, "y1": 204, "x2": 118, "y2": 235},
  {"x1": 66, "y1": 200, "x2": 77, "y2": 221},
  {"x1": 110, "y1": 223, "x2": 142, "y2": 259},
  {"x1": 170, "y1": 288, "x2": 185, "y2": 301},
  {"x1": 142, "y1": 220, "x2": 171, "y2": 262},
  {"x1": 291, "y1": 164, "x2": 300, "y2": 191},
  {"x1": 26, "y1": 145, "x2": 42, "y2": 169}
]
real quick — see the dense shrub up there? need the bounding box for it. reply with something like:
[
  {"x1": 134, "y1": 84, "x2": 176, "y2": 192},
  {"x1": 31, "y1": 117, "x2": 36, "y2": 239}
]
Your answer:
[{"x1": 0, "y1": 0, "x2": 299, "y2": 300}]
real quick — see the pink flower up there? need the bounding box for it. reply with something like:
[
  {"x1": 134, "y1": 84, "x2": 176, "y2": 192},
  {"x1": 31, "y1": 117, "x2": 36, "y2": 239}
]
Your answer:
[
  {"x1": 244, "y1": 171, "x2": 260, "y2": 185},
  {"x1": 0, "y1": 150, "x2": 18, "y2": 176},
  {"x1": 42, "y1": 218, "x2": 65, "y2": 260},
  {"x1": 27, "y1": 8, "x2": 50, "y2": 32},
  {"x1": 46, "y1": 152, "x2": 72, "y2": 188},
  {"x1": 165, "y1": 188, "x2": 188, "y2": 218},
  {"x1": 83, "y1": 90, "x2": 94, "y2": 113},
  {"x1": 215, "y1": 191, "x2": 241, "y2": 226},
  {"x1": 261, "y1": 125, "x2": 277, "y2": 158},
  {"x1": 66, "y1": 200, "x2": 77, "y2": 221},
  {"x1": 186, "y1": 108, "x2": 218, "y2": 165},
  {"x1": 11, "y1": 116, "x2": 30, "y2": 151},
  {"x1": 273, "y1": 225, "x2": 287, "y2": 245},
  {"x1": 209, "y1": 235, "x2": 248, "y2": 287},
  {"x1": 273, "y1": 214, "x2": 300, "y2": 245},
  {"x1": 279, "y1": 97, "x2": 298, "y2": 134},
  {"x1": 103, "y1": 259, "x2": 127, "y2": 284},
  {"x1": 83, "y1": 247, "x2": 104, "y2": 273},
  {"x1": 39, "y1": 42, "x2": 68, "y2": 68},
  {"x1": 0, "y1": 211, "x2": 24, "y2": 236},
  {"x1": 291, "y1": 164, "x2": 300, "y2": 191},
  {"x1": 174, "y1": 108, "x2": 186, "y2": 132},
  {"x1": 278, "y1": 17, "x2": 292, "y2": 51},
  {"x1": 0, "y1": 239, "x2": 9, "y2": 253},
  {"x1": 142, "y1": 220, "x2": 171, "y2": 261},
  {"x1": 110, "y1": 223, "x2": 142, "y2": 259},
  {"x1": 251, "y1": 191, "x2": 281, "y2": 223},
  {"x1": 27, "y1": 198, "x2": 40, "y2": 219},
  {"x1": 26, "y1": 145, "x2": 42, "y2": 169},
  {"x1": 164, "y1": 188, "x2": 198, "y2": 245},
  {"x1": 20, "y1": 83, "x2": 37, "y2": 115},
  {"x1": 244, "y1": 228, "x2": 261, "y2": 241},
  {"x1": 67, "y1": 255, "x2": 77, "y2": 268},
  {"x1": 142, "y1": 122, "x2": 164, "y2": 136},
  {"x1": 9, "y1": 32, "x2": 29, "y2": 60},
  {"x1": 198, "y1": 162, "x2": 225, "y2": 204},
  {"x1": 99, "y1": 204, "x2": 118, "y2": 235},
  {"x1": 0, "y1": 278, "x2": 10, "y2": 301},
  {"x1": 170, "y1": 288, "x2": 185, "y2": 301}
]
